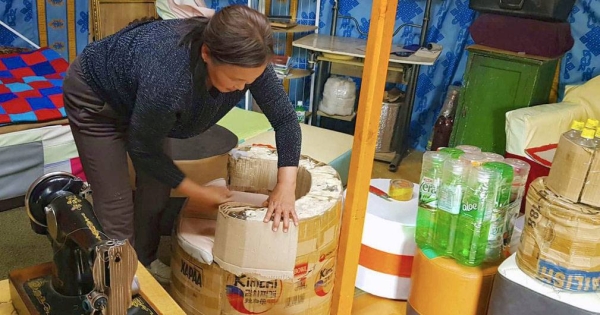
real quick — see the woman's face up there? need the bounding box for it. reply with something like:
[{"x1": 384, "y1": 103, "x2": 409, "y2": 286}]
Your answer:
[{"x1": 202, "y1": 46, "x2": 266, "y2": 93}]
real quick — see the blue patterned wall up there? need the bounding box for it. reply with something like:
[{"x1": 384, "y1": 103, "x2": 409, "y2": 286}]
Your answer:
[
  {"x1": 0, "y1": 0, "x2": 89, "y2": 61},
  {"x1": 560, "y1": 0, "x2": 600, "y2": 98},
  {"x1": 1, "y1": 0, "x2": 598, "y2": 149},
  {"x1": 306, "y1": 0, "x2": 600, "y2": 150}
]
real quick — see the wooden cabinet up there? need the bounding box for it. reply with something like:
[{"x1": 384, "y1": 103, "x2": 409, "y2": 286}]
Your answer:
[
  {"x1": 91, "y1": 0, "x2": 158, "y2": 40},
  {"x1": 449, "y1": 45, "x2": 559, "y2": 155}
]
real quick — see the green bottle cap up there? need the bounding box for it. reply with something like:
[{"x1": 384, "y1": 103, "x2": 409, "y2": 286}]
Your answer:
[
  {"x1": 484, "y1": 162, "x2": 514, "y2": 182},
  {"x1": 438, "y1": 147, "x2": 465, "y2": 159}
]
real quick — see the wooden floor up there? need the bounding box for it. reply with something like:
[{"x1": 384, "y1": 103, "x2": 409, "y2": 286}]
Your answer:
[
  {"x1": 353, "y1": 289, "x2": 407, "y2": 315},
  {"x1": 351, "y1": 150, "x2": 422, "y2": 315}
]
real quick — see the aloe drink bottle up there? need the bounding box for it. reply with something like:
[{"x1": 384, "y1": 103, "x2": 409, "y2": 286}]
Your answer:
[
  {"x1": 502, "y1": 158, "x2": 531, "y2": 253},
  {"x1": 452, "y1": 164, "x2": 500, "y2": 266},
  {"x1": 483, "y1": 162, "x2": 514, "y2": 263},
  {"x1": 482, "y1": 152, "x2": 504, "y2": 162},
  {"x1": 455, "y1": 145, "x2": 481, "y2": 154},
  {"x1": 432, "y1": 158, "x2": 470, "y2": 256},
  {"x1": 564, "y1": 120, "x2": 585, "y2": 140},
  {"x1": 438, "y1": 147, "x2": 465, "y2": 159},
  {"x1": 415, "y1": 151, "x2": 449, "y2": 249}
]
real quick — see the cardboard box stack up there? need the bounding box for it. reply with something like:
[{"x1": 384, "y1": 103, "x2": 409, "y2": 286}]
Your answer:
[{"x1": 516, "y1": 118, "x2": 600, "y2": 292}]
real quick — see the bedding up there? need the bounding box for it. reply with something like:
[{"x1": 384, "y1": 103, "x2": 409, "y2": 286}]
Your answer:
[
  {"x1": 0, "y1": 123, "x2": 84, "y2": 210},
  {"x1": 0, "y1": 47, "x2": 68, "y2": 126},
  {"x1": 0, "y1": 47, "x2": 77, "y2": 211}
]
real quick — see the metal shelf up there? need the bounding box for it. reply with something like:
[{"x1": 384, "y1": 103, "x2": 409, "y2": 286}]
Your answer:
[
  {"x1": 272, "y1": 24, "x2": 318, "y2": 33},
  {"x1": 317, "y1": 111, "x2": 356, "y2": 122}
]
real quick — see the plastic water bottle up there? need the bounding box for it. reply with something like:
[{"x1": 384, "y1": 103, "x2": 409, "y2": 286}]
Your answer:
[
  {"x1": 438, "y1": 147, "x2": 464, "y2": 159},
  {"x1": 415, "y1": 151, "x2": 449, "y2": 249},
  {"x1": 452, "y1": 164, "x2": 500, "y2": 266},
  {"x1": 482, "y1": 152, "x2": 504, "y2": 162},
  {"x1": 483, "y1": 162, "x2": 514, "y2": 263},
  {"x1": 459, "y1": 153, "x2": 486, "y2": 167},
  {"x1": 577, "y1": 128, "x2": 597, "y2": 149},
  {"x1": 432, "y1": 158, "x2": 470, "y2": 256},
  {"x1": 456, "y1": 145, "x2": 482, "y2": 154},
  {"x1": 593, "y1": 127, "x2": 600, "y2": 148},
  {"x1": 564, "y1": 120, "x2": 585, "y2": 140},
  {"x1": 502, "y1": 158, "x2": 531, "y2": 254}
]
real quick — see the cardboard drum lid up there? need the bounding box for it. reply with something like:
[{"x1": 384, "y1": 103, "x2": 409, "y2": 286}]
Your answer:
[
  {"x1": 517, "y1": 177, "x2": 600, "y2": 292},
  {"x1": 171, "y1": 146, "x2": 344, "y2": 315}
]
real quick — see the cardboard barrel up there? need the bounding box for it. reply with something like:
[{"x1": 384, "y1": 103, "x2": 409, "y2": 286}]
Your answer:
[
  {"x1": 171, "y1": 146, "x2": 343, "y2": 315},
  {"x1": 516, "y1": 177, "x2": 600, "y2": 292}
]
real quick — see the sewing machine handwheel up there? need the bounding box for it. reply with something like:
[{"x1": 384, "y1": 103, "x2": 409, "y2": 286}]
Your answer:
[{"x1": 24, "y1": 172, "x2": 86, "y2": 234}]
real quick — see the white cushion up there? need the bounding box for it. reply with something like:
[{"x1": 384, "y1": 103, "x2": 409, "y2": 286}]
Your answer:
[
  {"x1": 175, "y1": 178, "x2": 269, "y2": 264},
  {"x1": 505, "y1": 102, "x2": 586, "y2": 156}
]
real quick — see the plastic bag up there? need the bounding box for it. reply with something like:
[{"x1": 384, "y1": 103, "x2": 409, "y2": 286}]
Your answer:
[{"x1": 320, "y1": 76, "x2": 356, "y2": 116}]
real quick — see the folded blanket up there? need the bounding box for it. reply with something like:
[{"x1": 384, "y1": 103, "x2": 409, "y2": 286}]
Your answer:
[{"x1": 0, "y1": 48, "x2": 69, "y2": 126}]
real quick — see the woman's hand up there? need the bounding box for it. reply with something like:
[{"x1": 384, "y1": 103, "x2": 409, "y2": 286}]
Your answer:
[
  {"x1": 176, "y1": 178, "x2": 233, "y2": 214},
  {"x1": 263, "y1": 167, "x2": 299, "y2": 232},
  {"x1": 191, "y1": 185, "x2": 233, "y2": 209}
]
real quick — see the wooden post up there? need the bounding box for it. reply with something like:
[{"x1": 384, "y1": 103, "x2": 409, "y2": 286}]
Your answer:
[{"x1": 330, "y1": 0, "x2": 399, "y2": 314}]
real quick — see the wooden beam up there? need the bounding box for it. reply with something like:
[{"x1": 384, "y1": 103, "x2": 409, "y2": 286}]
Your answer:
[{"x1": 330, "y1": 0, "x2": 399, "y2": 314}]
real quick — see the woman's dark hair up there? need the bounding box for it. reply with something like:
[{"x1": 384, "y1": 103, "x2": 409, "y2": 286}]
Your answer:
[{"x1": 179, "y1": 5, "x2": 274, "y2": 68}]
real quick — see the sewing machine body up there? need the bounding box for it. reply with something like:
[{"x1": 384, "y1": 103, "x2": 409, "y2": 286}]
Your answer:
[{"x1": 8, "y1": 172, "x2": 158, "y2": 315}]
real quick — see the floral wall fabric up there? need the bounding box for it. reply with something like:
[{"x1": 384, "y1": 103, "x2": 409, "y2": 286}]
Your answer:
[{"x1": 1, "y1": 0, "x2": 598, "y2": 149}]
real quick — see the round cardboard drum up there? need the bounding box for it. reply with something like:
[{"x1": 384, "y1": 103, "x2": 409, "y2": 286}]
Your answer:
[{"x1": 352, "y1": 178, "x2": 419, "y2": 300}]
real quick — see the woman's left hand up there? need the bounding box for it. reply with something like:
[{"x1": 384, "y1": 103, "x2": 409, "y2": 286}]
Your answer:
[{"x1": 263, "y1": 180, "x2": 298, "y2": 233}]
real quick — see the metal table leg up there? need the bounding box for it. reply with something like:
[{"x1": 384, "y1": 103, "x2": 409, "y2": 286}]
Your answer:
[
  {"x1": 311, "y1": 58, "x2": 331, "y2": 126},
  {"x1": 388, "y1": 0, "x2": 435, "y2": 172}
]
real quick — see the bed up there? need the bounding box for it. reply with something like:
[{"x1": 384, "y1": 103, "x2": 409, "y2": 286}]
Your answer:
[{"x1": 0, "y1": 47, "x2": 83, "y2": 211}]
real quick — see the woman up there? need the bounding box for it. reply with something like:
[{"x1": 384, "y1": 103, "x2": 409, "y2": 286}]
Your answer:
[{"x1": 63, "y1": 5, "x2": 301, "y2": 284}]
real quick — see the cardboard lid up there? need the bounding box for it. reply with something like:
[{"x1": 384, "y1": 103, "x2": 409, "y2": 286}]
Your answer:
[
  {"x1": 530, "y1": 177, "x2": 600, "y2": 216},
  {"x1": 170, "y1": 125, "x2": 238, "y2": 160}
]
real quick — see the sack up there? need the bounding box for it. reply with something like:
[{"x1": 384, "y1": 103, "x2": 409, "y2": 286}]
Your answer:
[{"x1": 320, "y1": 77, "x2": 356, "y2": 116}]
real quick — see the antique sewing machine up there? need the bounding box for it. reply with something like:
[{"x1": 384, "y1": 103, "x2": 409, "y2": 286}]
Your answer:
[{"x1": 8, "y1": 172, "x2": 157, "y2": 315}]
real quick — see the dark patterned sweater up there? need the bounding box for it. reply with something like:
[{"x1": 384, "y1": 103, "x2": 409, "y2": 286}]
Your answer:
[{"x1": 78, "y1": 19, "x2": 301, "y2": 188}]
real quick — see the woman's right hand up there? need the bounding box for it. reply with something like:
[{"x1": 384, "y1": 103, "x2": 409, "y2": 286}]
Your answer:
[
  {"x1": 176, "y1": 178, "x2": 233, "y2": 214},
  {"x1": 191, "y1": 185, "x2": 233, "y2": 210}
]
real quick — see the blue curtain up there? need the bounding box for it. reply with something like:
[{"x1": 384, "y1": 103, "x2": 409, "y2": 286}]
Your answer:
[
  {"x1": 317, "y1": 0, "x2": 600, "y2": 150},
  {"x1": 560, "y1": 0, "x2": 600, "y2": 98}
]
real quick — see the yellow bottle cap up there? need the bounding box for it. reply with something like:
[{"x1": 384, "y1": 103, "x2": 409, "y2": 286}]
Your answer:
[
  {"x1": 581, "y1": 128, "x2": 595, "y2": 139},
  {"x1": 596, "y1": 127, "x2": 600, "y2": 138},
  {"x1": 571, "y1": 120, "x2": 585, "y2": 131},
  {"x1": 585, "y1": 118, "x2": 599, "y2": 129},
  {"x1": 388, "y1": 179, "x2": 414, "y2": 201}
]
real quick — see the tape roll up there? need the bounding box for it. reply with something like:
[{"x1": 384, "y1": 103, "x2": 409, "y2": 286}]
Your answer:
[{"x1": 389, "y1": 179, "x2": 414, "y2": 201}]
